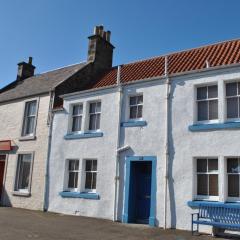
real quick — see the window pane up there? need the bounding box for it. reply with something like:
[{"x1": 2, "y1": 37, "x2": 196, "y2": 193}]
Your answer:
[
  {"x1": 208, "y1": 159, "x2": 218, "y2": 172},
  {"x1": 68, "y1": 172, "x2": 78, "y2": 189},
  {"x1": 26, "y1": 117, "x2": 35, "y2": 134},
  {"x1": 197, "y1": 87, "x2": 207, "y2": 100},
  {"x1": 197, "y1": 159, "x2": 207, "y2": 172},
  {"x1": 137, "y1": 105, "x2": 143, "y2": 118},
  {"x1": 85, "y1": 172, "x2": 92, "y2": 189},
  {"x1": 73, "y1": 105, "x2": 82, "y2": 115},
  {"x1": 209, "y1": 100, "x2": 218, "y2": 120},
  {"x1": 89, "y1": 103, "x2": 96, "y2": 113},
  {"x1": 228, "y1": 175, "x2": 239, "y2": 197},
  {"x1": 27, "y1": 101, "x2": 36, "y2": 116},
  {"x1": 227, "y1": 97, "x2": 238, "y2": 118},
  {"x1": 137, "y1": 95, "x2": 143, "y2": 104},
  {"x1": 17, "y1": 155, "x2": 31, "y2": 190},
  {"x1": 197, "y1": 174, "x2": 208, "y2": 195},
  {"x1": 209, "y1": 175, "x2": 218, "y2": 196},
  {"x1": 227, "y1": 158, "x2": 239, "y2": 173},
  {"x1": 96, "y1": 114, "x2": 100, "y2": 130},
  {"x1": 69, "y1": 160, "x2": 79, "y2": 171},
  {"x1": 96, "y1": 102, "x2": 101, "y2": 112},
  {"x1": 198, "y1": 101, "x2": 208, "y2": 121},
  {"x1": 85, "y1": 160, "x2": 92, "y2": 171},
  {"x1": 89, "y1": 114, "x2": 97, "y2": 130},
  {"x1": 238, "y1": 83, "x2": 240, "y2": 95},
  {"x1": 226, "y1": 82, "x2": 237, "y2": 97},
  {"x1": 92, "y1": 172, "x2": 97, "y2": 189},
  {"x1": 208, "y1": 85, "x2": 218, "y2": 99},
  {"x1": 72, "y1": 116, "x2": 82, "y2": 132},
  {"x1": 130, "y1": 106, "x2": 137, "y2": 119},
  {"x1": 92, "y1": 160, "x2": 97, "y2": 171},
  {"x1": 130, "y1": 96, "x2": 137, "y2": 105}
]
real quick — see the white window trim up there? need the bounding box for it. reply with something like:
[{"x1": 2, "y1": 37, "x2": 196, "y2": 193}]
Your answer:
[
  {"x1": 226, "y1": 157, "x2": 240, "y2": 202},
  {"x1": 225, "y1": 81, "x2": 240, "y2": 121},
  {"x1": 69, "y1": 103, "x2": 84, "y2": 134},
  {"x1": 195, "y1": 85, "x2": 219, "y2": 123},
  {"x1": 19, "y1": 98, "x2": 39, "y2": 140},
  {"x1": 87, "y1": 101, "x2": 101, "y2": 132},
  {"x1": 83, "y1": 159, "x2": 97, "y2": 193},
  {"x1": 128, "y1": 93, "x2": 143, "y2": 121},
  {"x1": 195, "y1": 157, "x2": 219, "y2": 201},
  {"x1": 13, "y1": 152, "x2": 34, "y2": 196},
  {"x1": 65, "y1": 159, "x2": 80, "y2": 192}
]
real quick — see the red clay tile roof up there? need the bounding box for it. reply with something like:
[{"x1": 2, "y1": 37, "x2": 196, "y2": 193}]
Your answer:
[{"x1": 91, "y1": 39, "x2": 240, "y2": 89}]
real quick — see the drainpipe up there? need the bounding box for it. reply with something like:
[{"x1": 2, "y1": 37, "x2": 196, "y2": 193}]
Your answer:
[
  {"x1": 43, "y1": 90, "x2": 55, "y2": 211},
  {"x1": 113, "y1": 65, "x2": 123, "y2": 221},
  {"x1": 164, "y1": 56, "x2": 171, "y2": 229}
]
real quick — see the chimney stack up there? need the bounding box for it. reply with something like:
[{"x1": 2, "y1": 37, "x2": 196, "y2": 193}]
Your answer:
[
  {"x1": 17, "y1": 57, "x2": 35, "y2": 81},
  {"x1": 87, "y1": 25, "x2": 114, "y2": 70}
]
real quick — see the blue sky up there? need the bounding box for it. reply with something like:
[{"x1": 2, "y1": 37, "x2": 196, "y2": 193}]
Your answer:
[{"x1": 0, "y1": 0, "x2": 239, "y2": 88}]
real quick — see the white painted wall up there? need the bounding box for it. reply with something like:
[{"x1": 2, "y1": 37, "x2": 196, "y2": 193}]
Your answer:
[
  {"x1": 0, "y1": 95, "x2": 50, "y2": 210},
  {"x1": 48, "y1": 89, "x2": 120, "y2": 220}
]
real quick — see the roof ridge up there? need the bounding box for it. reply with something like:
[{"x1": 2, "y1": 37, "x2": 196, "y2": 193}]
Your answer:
[
  {"x1": 118, "y1": 38, "x2": 240, "y2": 67},
  {"x1": 37, "y1": 61, "x2": 86, "y2": 75}
]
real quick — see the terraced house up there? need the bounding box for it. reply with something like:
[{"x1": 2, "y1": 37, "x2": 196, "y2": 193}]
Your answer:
[
  {"x1": 47, "y1": 32, "x2": 240, "y2": 233},
  {"x1": 1, "y1": 26, "x2": 240, "y2": 234},
  {"x1": 0, "y1": 26, "x2": 114, "y2": 210}
]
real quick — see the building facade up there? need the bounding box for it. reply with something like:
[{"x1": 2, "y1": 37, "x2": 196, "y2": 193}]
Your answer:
[{"x1": 48, "y1": 38, "x2": 240, "y2": 232}]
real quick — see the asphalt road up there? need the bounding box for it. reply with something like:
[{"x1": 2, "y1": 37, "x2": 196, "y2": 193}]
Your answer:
[{"x1": 0, "y1": 207, "x2": 234, "y2": 240}]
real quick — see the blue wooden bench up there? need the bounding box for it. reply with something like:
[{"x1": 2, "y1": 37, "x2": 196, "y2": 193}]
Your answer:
[{"x1": 191, "y1": 203, "x2": 240, "y2": 235}]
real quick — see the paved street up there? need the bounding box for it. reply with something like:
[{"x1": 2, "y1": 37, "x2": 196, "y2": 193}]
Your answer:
[{"x1": 0, "y1": 207, "x2": 236, "y2": 240}]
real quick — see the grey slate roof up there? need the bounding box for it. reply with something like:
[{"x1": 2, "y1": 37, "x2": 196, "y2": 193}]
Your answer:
[{"x1": 0, "y1": 62, "x2": 86, "y2": 103}]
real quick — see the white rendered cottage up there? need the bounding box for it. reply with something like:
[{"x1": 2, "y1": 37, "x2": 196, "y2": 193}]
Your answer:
[{"x1": 48, "y1": 39, "x2": 240, "y2": 233}]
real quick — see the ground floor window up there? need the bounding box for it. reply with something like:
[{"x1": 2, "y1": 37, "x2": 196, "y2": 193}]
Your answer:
[
  {"x1": 15, "y1": 154, "x2": 33, "y2": 193},
  {"x1": 196, "y1": 158, "x2": 218, "y2": 199},
  {"x1": 227, "y1": 158, "x2": 240, "y2": 199},
  {"x1": 67, "y1": 160, "x2": 79, "y2": 191},
  {"x1": 84, "y1": 159, "x2": 97, "y2": 192}
]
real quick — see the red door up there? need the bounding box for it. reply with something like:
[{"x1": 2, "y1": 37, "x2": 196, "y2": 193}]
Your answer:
[{"x1": 0, "y1": 155, "x2": 6, "y2": 198}]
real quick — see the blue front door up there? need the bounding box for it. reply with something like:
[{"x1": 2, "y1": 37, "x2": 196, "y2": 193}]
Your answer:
[{"x1": 129, "y1": 162, "x2": 152, "y2": 224}]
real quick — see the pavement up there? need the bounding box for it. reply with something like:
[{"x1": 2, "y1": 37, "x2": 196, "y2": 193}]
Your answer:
[{"x1": 0, "y1": 207, "x2": 237, "y2": 240}]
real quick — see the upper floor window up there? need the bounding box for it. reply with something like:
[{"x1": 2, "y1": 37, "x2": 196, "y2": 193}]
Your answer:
[
  {"x1": 196, "y1": 85, "x2": 218, "y2": 122},
  {"x1": 85, "y1": 159, "x2": 97, "y2": 192},
  {"x1": 227, "y1": 158, "x2": 240, "y2": 199},
  {"x1": 196, "y1": 158, "x2": 218, "y2": 199},
  {"x1": 129, "y1": 95, "x2": 143, "y2": 120},
  {"x1": 226, "y1": 82, "x2": 240, "y2": 119},
  {"x1": 15, "y1": 154, "x2": 33, "y2": 193},
  {"x1": 67, "y1": 159, "x2": 79, "y2": 191},
  {"x1": 22, "y1": 100, "x2": 37, "y2": 136},
  {"x1": 71, "y1": 104, "x2": 83, "y2": 132},
  {"x1": 89, "y1": 102, "x2": 101, "y2": 131}
]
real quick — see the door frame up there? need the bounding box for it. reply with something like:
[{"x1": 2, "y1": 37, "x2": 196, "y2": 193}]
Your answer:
[
  {"x1": 0, "y1": 154, "x2": 8, "y2": 203},
  {"x1": 122, "y1": 156, "x2": 157, "y2": 227}
]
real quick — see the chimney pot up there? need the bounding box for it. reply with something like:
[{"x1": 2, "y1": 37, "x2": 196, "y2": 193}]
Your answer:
[
  {"x1": 17, "y1": 57, "x2": 35, "y2": 81},
  {"x1": 28, "y1": 57, "x2": 33, "y2": 65},
  {"x1": 106, "y1": 31, "x2": 111, "y2": 42}
]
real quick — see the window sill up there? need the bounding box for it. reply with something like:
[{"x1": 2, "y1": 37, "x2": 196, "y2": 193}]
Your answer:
[
  {"x1": 121, "y1": 120, "x2": 147, "y2": 127},
  {"x1": 187, "y1": 200, "x2": 240, "y2": 209},
  {"x1": 59, "y1": 191, "x2": 100, "y2": 200},
  {"x1": 64, "y1": 132, "x2": 103, "y2": 140},
  {"x1": 12, "y1": 191, "x2": 31, "y2": 197},
  {"x1": 19, "y1": 135, "x2": 36, "y2": 141},
  {"x1": 189, "y1": 121, "x2": 240, "y2": 132}
]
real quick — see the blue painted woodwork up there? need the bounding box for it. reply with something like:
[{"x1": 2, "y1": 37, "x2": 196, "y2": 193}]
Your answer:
[
  {"x1": 64, "y1": 131, "x2": 103, "y2": 140},
  {"x1": 189, "y1": 121, "x2": 240, "y2": 132},
  {"x1": 59, "y1": 191, "x2": 100, "y2": 199},
  {"x1": 191, "y1": 203, "x2": 240, "y2": 235},
  {"x1": 122, "y1": 156, "x2": 156, "y2": 227},
  {"x1": 188, "y1": 200, "x2": 240, "y2": 208},
  {"x1": 121, "y1": 120, "x2": 147, "y2": 127}
]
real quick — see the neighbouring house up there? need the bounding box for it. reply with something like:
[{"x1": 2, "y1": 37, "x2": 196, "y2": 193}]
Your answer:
[
  {"x1": 48, "y1": 36, "x2": 240, "y2": 234},
  {"x1": 0, "y1": 25, "x2": 114, "y2": 210}
]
